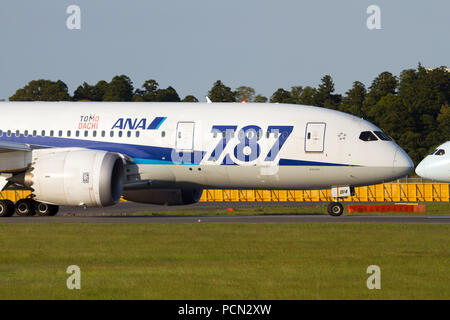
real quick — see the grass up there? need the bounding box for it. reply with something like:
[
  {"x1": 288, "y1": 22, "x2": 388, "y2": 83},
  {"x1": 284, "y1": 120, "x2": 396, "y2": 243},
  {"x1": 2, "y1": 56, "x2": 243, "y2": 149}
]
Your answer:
[
  {"x1": 132, "y1": 202, "x2": 450, "y2": 217},
  {"x1": 0, "y1": 223, "x2": 449, "y2": 299}
]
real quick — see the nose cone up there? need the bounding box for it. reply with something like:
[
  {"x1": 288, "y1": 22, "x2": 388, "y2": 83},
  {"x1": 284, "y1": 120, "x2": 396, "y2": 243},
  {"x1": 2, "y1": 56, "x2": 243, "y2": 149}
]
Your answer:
[
  {"x1": 415, "y1": 160, "x2": 427, "y2": 178},
  {"x1": 393, "y1": 149, "x2": 414, "y2": 178}
]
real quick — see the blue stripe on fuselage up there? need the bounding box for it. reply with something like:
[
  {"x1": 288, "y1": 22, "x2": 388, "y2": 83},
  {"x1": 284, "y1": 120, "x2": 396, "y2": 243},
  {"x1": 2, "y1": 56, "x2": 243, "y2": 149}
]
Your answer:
[{"x1": 0, "y1": 135, "x2": 358, "y2": 167}]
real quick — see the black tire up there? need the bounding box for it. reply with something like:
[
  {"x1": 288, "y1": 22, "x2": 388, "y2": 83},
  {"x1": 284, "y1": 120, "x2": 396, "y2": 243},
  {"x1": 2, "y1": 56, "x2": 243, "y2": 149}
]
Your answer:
[
  {"x1": 34, "y1": 201, "x2": 59, "y2": 217},
  {"x1": 15, "y1": 199, "x2": 36, "y2": 216},
  {"x1": 35, "y1": 202, "x2": 59, "y2": 217},
  {"x1": 0, "y1": 199, "x2": 15, "y2": 217},
  {"x1": 327, "y1": 202, "x2": 344, "y2": 216}
]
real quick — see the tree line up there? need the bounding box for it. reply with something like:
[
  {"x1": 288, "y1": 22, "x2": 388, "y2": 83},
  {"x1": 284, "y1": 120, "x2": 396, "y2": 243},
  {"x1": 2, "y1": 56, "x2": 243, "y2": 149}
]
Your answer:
[{"x1": 8, "y1": 64, "x2": 450, "y2": 165}]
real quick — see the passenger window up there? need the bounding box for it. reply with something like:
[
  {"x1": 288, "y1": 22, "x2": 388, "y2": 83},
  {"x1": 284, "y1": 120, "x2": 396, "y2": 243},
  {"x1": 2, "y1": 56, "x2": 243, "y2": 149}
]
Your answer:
[
  {"x1": 58, "y1": 130, "x2": 62, "y2": 137},
  {"x1": 76, "y1": 131, "x2": 80, "y2": 137},
  {"x1": 102, "y1": 131, "x2": 105, "y2": 137},
  {"x1": 24, "y1": 130, "x2": 29, "y2": 137},
  {"x1": 93, "y1": 131, "x2": 97, "y2": 137},
  {"x1": 15, "y1": 130, "x2": 20, "y2": 137},
  {"x1": 435, "y1": 149, "x2": 446, "y2": 156},
  {"x1": 110, "y1": 131, "x2": 114, "y2": 137},
  {"x1": 359, "y1": 131, "x2": 378, "y2": 141},
  {"x1": 0, "y1": 130, "x2": 3, "y2": 137},
  {"x1": 41, "y1": 130, "x2": 45, "y2": 137},
  {"x1": 7, "y1": 130, "x2": 11, "y2": 137},
  {"x1": 32, "y1": 130, "x2": 37, "y2": 137},
  {"x1": 84, "y1": 131, "x2": 88, "y2": 137},
  {"x1": 118, "y1": 131, "x2": 123, "y2": 138},
  {"x1": 374, "y1": 131, "x2": 392, "y2": 141},
  {"x1": 127, "y1": 131, "x2": 131, "y2": 138},
  {"x1": 67, "y1": 130, "x2": 71, "y2": 137},
  {"x1": 49, "y1": 130, "x2": 54, "y2": 137},
  {"x1": 136, "y1": 131, "x2": 140, "y2": 138},
  {"x1": 161, "y1": 131, "x2": 165, "y2": 138}
]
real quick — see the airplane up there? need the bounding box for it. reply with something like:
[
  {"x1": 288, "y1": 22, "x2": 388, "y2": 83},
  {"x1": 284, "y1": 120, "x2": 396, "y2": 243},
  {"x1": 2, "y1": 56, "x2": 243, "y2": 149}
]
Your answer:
[
  {"x1": 0, "y1": 101, "x2": 413, "y2": 217},
  {"x1": 415, "y1": 141, "x2": 450, "y2": 182}
]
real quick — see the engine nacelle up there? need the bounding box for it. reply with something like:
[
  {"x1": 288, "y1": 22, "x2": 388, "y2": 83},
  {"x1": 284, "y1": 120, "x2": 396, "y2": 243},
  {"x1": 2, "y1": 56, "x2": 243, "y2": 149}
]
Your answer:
[
  {"x1": 26, "y1": 149, "x2": 125, "y2": 207},
  {"x1": 122, "y1": 188, "x2": 203, "y2": 205}
]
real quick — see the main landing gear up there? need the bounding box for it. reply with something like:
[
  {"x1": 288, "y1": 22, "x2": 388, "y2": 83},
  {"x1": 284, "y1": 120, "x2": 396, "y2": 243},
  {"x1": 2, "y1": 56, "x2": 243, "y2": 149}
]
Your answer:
[{"x1": 0, "y1": 198, "x2": 59, "y2": 217}]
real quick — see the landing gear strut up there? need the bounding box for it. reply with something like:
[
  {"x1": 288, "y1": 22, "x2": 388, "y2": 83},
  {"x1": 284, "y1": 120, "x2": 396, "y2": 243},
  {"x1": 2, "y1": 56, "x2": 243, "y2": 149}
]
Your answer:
[{"x1": 327, "y1": 202, "x2": 344, "y2": 217}]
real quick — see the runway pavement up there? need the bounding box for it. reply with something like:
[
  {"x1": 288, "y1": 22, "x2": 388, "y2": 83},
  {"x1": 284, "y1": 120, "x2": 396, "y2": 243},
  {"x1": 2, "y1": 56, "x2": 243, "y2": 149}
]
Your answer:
[{"x1": 1, "y1": 202, "x2": 449, "y2": 224}]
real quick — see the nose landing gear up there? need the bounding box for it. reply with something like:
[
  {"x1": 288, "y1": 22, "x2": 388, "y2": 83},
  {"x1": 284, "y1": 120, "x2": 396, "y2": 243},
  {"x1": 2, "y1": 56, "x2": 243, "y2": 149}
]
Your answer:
[{"x1": 327, "y1": 202, "x2": 344, "y2": 216}]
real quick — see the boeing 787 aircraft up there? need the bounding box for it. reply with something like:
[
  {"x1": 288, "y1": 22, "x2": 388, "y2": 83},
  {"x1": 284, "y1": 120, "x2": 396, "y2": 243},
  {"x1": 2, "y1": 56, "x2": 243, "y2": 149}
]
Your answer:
[
  {"x1": 0, "y1": 102, "x2": 413, "y2": 217},
  {"x1": 416, "y1": 141, "x2": 450, "y2": 182}
]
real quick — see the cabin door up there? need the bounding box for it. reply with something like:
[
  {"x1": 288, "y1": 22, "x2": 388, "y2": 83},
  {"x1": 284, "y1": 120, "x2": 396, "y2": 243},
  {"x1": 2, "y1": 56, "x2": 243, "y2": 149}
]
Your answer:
[
  {"x1": 176, "y1": 122, "x2": 195, "y2": 151},
  {"x1": 305, "y1": 122, "x2": 326, "y2": 152}
]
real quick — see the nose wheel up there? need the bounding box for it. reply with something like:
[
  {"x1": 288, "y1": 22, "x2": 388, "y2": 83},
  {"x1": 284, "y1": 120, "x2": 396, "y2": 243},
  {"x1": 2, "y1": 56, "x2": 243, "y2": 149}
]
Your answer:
[{"x1": 327, "y1": 202, "x2": 344, "y2": 216}]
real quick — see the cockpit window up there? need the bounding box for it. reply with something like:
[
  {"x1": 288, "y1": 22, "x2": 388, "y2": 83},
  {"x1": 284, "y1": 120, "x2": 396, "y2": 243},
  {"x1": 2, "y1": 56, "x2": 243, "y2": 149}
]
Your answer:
[
  {"x1": 359, "y1": 131, "x2": 378, "y2": 141},
  {"x1": 435, "y1": 149, "x2": 445, "y2": 156},
  {"x1": 374, "y1": 131, "x2": 392, "y2": 141}
]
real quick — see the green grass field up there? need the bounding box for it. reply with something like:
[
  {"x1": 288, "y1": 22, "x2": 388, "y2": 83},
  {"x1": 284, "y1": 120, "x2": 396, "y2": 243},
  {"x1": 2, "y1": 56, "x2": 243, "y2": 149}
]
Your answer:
[{"x1": 0, "y1": 223, "x2": 449, "y2": 299}]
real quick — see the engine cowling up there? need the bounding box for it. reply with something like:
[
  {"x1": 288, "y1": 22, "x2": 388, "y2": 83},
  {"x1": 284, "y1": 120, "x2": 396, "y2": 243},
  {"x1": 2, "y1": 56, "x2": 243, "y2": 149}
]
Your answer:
[
  {"x1": 122, "y1": 188, "x2": 203, "y2": 205},
  {"x1": 25, "y1": 149, "x2": 125, "y2": 207}
]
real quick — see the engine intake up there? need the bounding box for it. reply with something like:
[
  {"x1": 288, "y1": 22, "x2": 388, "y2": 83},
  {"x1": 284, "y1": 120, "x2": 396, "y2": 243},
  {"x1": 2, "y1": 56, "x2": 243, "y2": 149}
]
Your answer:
[{"x1": 25, "y1": 149, "x2": 125, "y2": 207}]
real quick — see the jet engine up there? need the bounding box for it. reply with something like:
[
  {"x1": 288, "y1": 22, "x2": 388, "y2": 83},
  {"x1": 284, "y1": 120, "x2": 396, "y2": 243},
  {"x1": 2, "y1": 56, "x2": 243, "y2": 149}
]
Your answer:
[
  {"x1": 122, "y1": 188, "x2": 203, "y2": 205},
  {"x1": 24, "y1": 149, "x2": 125, "y2": 207}
]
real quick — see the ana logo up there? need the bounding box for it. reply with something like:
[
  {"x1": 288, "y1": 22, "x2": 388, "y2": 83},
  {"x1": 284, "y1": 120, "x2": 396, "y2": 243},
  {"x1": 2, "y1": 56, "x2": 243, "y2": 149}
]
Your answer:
[{"x1": 111, "y1": 117, "x2": 166, "y2": 130}]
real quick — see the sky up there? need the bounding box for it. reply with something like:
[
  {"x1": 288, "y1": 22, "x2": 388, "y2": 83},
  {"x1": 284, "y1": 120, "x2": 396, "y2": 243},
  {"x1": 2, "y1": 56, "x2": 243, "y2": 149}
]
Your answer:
[{"x1": 0, "y1": 0, "x2": 449, "y2": 101}]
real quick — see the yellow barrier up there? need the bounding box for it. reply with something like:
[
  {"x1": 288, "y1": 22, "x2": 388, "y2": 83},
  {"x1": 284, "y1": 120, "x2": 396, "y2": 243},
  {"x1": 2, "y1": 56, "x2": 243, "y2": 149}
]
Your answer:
[
  {"x1": 1, "y1": 183, "x2": 449, "y2": 203},
  {"x1": 200, "y1": 183, "x2": 450, "y2": 202}
]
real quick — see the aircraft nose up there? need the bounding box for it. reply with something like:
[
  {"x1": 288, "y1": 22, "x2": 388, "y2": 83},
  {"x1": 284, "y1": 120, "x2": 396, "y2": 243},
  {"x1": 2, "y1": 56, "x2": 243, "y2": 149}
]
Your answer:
[
  {"x1": 393, "y1": 149, "x2": 414, "y2": 178},
  {"x1": 415, "y1": 160, "x2": 427, "y2": 178}
]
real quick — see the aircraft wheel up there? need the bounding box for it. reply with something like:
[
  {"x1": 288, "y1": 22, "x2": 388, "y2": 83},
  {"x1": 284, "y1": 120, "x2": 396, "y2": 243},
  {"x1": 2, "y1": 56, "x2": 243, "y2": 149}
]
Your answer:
[
  {"x1": 15, "y1": 199, "x2": 37, "y2": 216},
  {"x1": 35, "y1": 202, "x2": 59, "y2": 217},
  {"x1": 327, "y1": 202, "x2": 344, "y2": 216},
  {"x1": 0, "y1": 200, "x2": 15, "y2": 217}
]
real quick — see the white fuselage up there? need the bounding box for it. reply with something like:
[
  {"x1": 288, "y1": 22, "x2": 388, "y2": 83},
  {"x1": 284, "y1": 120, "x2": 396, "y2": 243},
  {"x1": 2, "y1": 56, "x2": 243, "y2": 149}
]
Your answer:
[
  {"x1": 416, "y1": 141, "x2": 450, "y2": 182},
  {"x1": 0, "y1": 102, "x2": 413, "y2": 190}
]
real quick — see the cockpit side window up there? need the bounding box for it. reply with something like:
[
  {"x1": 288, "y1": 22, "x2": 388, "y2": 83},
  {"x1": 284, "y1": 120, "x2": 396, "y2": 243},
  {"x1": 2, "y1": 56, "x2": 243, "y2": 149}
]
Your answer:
[
  {"x1": 359, "y1": 131, "x2": 378, "y2": 141},
  {"x1": 429, "y1": 149, "x2": 438, "y2": 155},
  {"x1": 435, "y1": 149, "x2": 445, "y2": 156},
  {"x1": 374, "y1": 131, "x2": 392, "y2": 141}
]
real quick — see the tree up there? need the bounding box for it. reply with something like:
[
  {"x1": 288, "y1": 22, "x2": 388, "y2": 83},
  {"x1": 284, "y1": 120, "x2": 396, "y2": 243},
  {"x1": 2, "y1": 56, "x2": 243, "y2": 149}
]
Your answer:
[
  {"x1": 155, "y1": 86, "x2": 181, "y2": 102},
  {"x1": 296, "y1": 86, "x2": 317, "y2": 105},
  {"x1": 182, "y1": 95, "x2": 199, "y2": 102},
  {"x1": 339, "y1": 81, "x2": 366, "y2": 117},
  {"x1": 270, "y1": 88, "x2": 291, "y2": 103},
  {"x1": 208, "y1": 80, "x2": 235, "y2": 102},
  {"x1": 9, "y1": 79, "x2": 71, "y2": 101},
  {"x1": 254, "y1": 94, "x2": 268, "y2": 103},
  {"x1": 73, "y1": 81, "x2": 107, "y2": 101},
  {"x1": 314, "y1": 75, "x2": 341, "y2": 109},
  {"x1": 234, "y1": 86, "x2": 256, "y2": 102},
  {"x1": 437, "y1": 104, "x2": 450, "y2": 140},
  {"x1": 103, "y1": 75, "x2": 134, "y2": 101},
  {"x1": 134, "y1": 79, "x2": 160, "y2": 102}
]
